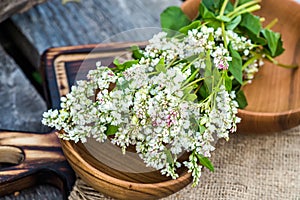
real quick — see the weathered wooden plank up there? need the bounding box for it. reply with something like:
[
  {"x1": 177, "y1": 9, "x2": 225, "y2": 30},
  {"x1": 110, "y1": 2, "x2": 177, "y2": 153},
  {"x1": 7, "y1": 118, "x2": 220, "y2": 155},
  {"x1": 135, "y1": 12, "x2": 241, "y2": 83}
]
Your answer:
[
  {"x1": 9, "y1": 0, "x2": 180, "y2": 68},
  {"x1": 0, "y1": 45, "x2": 66, "y2": 199},
  {"x1": 0, "y1": 0, "x2": 47, "y2": 23},
  {"x1": 0, "y1": 46, "x2": 46, "y2": 132}
]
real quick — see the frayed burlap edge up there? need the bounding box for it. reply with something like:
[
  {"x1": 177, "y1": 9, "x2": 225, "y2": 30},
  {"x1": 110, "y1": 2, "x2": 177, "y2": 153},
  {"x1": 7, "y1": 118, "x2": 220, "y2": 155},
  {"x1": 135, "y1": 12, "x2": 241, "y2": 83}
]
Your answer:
[{"x1": 69, "y1": 126, "x2": 300, "y2": 200}]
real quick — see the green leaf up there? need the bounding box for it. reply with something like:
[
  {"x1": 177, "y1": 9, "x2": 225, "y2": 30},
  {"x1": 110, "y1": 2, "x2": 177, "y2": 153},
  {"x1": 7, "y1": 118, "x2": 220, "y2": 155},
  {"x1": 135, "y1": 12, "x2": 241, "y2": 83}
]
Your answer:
[
  {"x1": 164, "y1": 148, "x2": 174, "y2": 165},
  {"x1": 261, "y1": 29, "x2": 284, "y2": 57},
  {"x1": 199, "y1": 3, "x2": 216, "y2": 19},
  {"x1": 240, "y1": 13, "x2": 262, "y2": 36},
  {"x1": 179, "y1": 20, "x2": 202, "y2": 35},
  {"x1": 226, "y1": 15, "x2": 241, "y2": 30},
  {"x1": 106, "y1": 125, "x2": 118, "y2": 136},
  {"x1": 155, "y1": 58, "x2": 166, "y2": 73},
  {"x1": 199, "y1": 83, "x2": 209, "y2": 99},
  {"x1": 185, "y1": 93, "x2": 198, "y2": 102},
  {"x1": 204, "y1": 50, "x2": 213, "y2": 93},
  {"x1": 131, "y1": 46, "x2": 143, "y2": 59},
  {"x1": 196, "y1": 154, "x2": 214, "y2": 172},
  {"x1": 237, "y1": 0, "x2": 252, "y2": 5},
  {"x1": 216, "y1": 15, "x2": 231, "y2": 22},
  {"x1": 213, "y1": 67, "x2": 221, "y2": 88},
  {"x1": 206, "y1": 20, "x2": 222, "y2": 29},
  {"x1": 199, "y1": 125, "x2": 206, "y2": 134},
  {"x1": 274, "y1": 37, "x2": 285, "y2": 57},
  {"x1": 113, "y1": 59, "x2": 138, "y2": 72},
  {"x1": 183, "y1": 86, "x2": 194, "y2": 95},
  {"x1": 224, "y1": 72, "x2": 232, "y2": 91},
  {"x1": 236, "y1": 90, "x2": 248, "y2": 109},
  {"x1": 246, "y1": 31, "x2": 267, "y2": 45},
  {"x1": 160, "y1": 6, "x2": 191, "y2": 35},
  {"x1": 201, "y1": 0, "x2": 233, "y2": 15},
  {"x1": 228, "y1": 45, "x2": 243, "y2": 84}
]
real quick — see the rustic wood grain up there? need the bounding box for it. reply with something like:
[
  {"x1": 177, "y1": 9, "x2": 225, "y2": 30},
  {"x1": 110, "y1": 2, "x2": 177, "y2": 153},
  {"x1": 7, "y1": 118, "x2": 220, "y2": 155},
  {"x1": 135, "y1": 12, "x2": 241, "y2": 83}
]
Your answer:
[
  {"x1": 0, "y1": 0, "x2": 47, "y2": 23},
  {"x1": 8, "y1": 0, "x2": 180, "y2": 69},
  {"x1": 0, "y1": 131, "x2": 75, "y2": 198}
]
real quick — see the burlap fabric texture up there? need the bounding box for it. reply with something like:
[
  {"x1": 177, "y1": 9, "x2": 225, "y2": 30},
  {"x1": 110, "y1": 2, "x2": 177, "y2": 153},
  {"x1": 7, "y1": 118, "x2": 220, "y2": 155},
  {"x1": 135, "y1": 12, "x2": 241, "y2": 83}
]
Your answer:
[{"x1": 69, "y1": 126, "x2": 300, "y2": 200}]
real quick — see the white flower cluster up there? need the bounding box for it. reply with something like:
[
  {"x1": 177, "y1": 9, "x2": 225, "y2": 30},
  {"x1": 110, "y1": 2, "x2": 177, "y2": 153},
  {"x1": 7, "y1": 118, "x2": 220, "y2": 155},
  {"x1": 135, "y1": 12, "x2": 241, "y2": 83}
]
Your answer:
[{"x1": 42, "y1": 26, "x2": 249, "y2": 185}]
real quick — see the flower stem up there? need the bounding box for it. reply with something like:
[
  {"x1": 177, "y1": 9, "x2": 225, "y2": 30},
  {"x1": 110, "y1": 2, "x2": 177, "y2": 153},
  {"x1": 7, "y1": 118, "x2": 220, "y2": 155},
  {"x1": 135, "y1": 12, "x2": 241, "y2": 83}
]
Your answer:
[
  {"x1": 264, "y1": 18, "x2": 278, "y2": 30},
  {"x1": 227, "y1": 0, "x2": 261, "y2": 18},
  {"x1": 242, "y1": 54, "x2": 261, "y2": 70},
  {"x1": 182, "y1": 74, "x2": 205, "y2": 90},
  {"x1": 266, "y1": 54, "x2": 298, "y2": 69},
  {"x1": 219, "y1": 0, "x2": 229, "y2": 17},
  {"x1": 221, "y1": 22, "x2": 227, "y2": 48},
  {"x1": 229, "y1": 5, "x2": 261, "y2": 20}
]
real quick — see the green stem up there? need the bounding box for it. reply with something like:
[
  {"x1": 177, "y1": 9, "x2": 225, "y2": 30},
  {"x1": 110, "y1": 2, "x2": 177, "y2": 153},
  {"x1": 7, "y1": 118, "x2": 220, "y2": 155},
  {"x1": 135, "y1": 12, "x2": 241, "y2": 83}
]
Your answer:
[
  {"x1": 242, "y1": 54, "x2": 261, "y2": 70},
  {"x1": 182, "y1": 57, "x2": 202, "y2": 72},
  {"x1": 182, "y1": 73, "x2": 204, "y2": 90},
  {"x1": 185, "y1": 68, "x2": 200, "y2": 84},
  {"x1": 266, "y1": 54, "x2": 298, "y2": 69},
  {"x1": 264, "y1": 18, "x2": 278, "y2": 29},
  {"x1": 166, "y1": 56, "x2": 178, "y2": 70},
  {"x1": 229, "y1": 4, "x2": 261, "y2": 20},
  {"x1": 234, "y1": 0, "x2": 239, "y2": 8},
  {"x1": 221, "y1": 22, "x2": 227, "y2": 48},
  {"x1": 227, "y1": 0, "x2": 260, "y2": 18},
  {"x1": 219, "y1": 0, "x2": 229, "y2": 16}
]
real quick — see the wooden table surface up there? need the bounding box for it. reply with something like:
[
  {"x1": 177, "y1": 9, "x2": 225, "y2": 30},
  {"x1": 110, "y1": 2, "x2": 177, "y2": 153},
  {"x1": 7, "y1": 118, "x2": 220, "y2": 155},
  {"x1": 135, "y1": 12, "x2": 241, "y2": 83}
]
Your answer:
[{"x1": 0, "y1": 0, "x2": 179, "y2": 199}]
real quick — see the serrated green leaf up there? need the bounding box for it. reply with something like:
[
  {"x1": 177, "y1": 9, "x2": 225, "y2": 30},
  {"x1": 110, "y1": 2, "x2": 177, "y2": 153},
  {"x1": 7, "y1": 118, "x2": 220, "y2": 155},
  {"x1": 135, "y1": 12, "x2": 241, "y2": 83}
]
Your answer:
[
  {"x1": 179, "y1": 20, "x2": 202, "y2": 35},
  {"x1": 261, "y1": 29, "x2": 283, "y2": 57},
  {"x1": 228, "y1": 45, "x2": 243, "y2": 84},
  {"x1": 240, "y1": 13, "x2": 262, "y2": 36},
  {"x1": 161, "y1": 6, "x2": 191, "y2": 35},
  {"x1": 196, "y1": 154, "x2": 214, "y2": 172},
  {"x1": 226, "y1": 15, "x2": 241, "y2": 30},
  {"x1": 106, "y1": 125, "x2": 118, "y2": 136},
  {"x1": 236, "y1": 90, "x2": 248, "y2": 109}
]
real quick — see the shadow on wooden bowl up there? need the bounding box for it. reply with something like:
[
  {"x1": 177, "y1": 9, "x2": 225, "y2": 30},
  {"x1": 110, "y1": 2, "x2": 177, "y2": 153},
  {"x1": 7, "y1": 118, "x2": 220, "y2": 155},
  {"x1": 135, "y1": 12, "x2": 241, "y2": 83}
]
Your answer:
[
  {"x1": 60, "y1": 138, "x2": 192, "y2": 200},
  {"x1": 182, "y1": 0, "x2": 300, "y2": 133},
  {"x1": 237, "y1": 0, "x2": 300, "y2": 133}
]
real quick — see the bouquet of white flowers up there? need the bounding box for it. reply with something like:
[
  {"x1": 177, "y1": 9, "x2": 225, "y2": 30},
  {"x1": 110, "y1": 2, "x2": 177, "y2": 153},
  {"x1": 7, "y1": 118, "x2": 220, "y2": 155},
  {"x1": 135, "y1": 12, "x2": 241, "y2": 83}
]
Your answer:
[{"x1": 42, "y1": 0, "x2": 294, "y2": 186}]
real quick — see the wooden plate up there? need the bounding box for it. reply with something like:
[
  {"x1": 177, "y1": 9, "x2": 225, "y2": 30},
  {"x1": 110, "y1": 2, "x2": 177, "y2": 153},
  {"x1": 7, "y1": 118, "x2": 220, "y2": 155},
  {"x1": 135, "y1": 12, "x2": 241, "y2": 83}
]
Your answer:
[{"x1": 182, "y1": 0, "x2": 300, "y2": 133}]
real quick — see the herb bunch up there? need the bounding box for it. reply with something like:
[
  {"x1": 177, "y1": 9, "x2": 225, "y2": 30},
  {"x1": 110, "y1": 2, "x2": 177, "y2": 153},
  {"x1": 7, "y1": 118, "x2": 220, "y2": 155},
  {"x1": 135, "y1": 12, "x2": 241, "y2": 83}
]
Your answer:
[{"x1": 42, "y1": 0, "x2": 289, "y2": 186}]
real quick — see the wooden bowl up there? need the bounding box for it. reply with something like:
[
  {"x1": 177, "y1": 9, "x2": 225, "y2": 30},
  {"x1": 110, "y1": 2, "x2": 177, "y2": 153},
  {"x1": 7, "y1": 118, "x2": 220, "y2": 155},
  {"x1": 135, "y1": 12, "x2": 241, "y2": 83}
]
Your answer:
[
  {"x1": 60, "y1": 138, "x2": 192, "y2": 200},
  {"x1": 182, "y1": 0, "x2": 300, "y2": 133}
]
